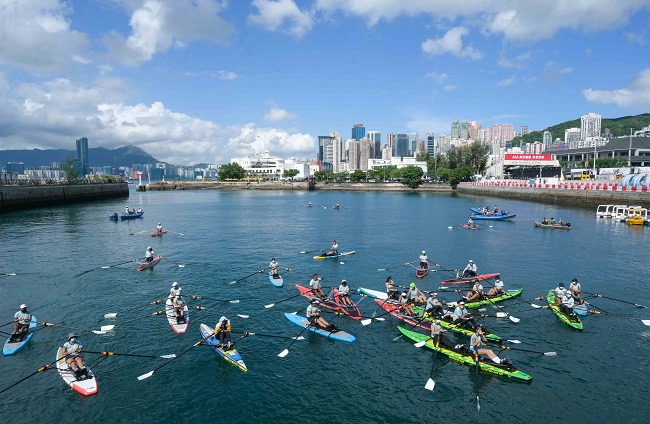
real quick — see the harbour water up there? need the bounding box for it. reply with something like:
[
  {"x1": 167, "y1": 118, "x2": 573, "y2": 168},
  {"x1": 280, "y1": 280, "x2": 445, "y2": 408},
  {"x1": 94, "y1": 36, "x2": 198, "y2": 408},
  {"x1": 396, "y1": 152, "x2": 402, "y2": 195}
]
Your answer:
[{"x1": 1, "y1": 188, "x2": 648, "y2": 423}]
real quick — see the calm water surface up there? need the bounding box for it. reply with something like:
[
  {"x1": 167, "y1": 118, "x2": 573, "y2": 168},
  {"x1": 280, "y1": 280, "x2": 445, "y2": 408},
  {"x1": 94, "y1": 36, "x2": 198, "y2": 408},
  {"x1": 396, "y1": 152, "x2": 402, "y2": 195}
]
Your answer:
[{"x1": 1, "y1": 187, "x2": 648, "y2": 423}]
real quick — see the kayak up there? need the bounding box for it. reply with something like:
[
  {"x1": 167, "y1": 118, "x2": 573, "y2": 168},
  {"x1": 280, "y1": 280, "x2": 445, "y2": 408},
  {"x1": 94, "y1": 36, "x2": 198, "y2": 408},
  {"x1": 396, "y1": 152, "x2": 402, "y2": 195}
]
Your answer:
[
  {"x1": 441, "y1": 273, "x2": 500, "y2": 285},
  {"x1": 397, "y1": 326, "x2": 532, "y2": 382},
  {"x1": 358, "y1": 287, "x2": 388, "y2": 300},
  {"x1": 461, "y1": 224, "x2": 482, "y2": 230},
  {"x1": 460, "y1": 289, "x2": 524, "y2": 309},
  {"x1": 415, "y1": 262, "x2": 430, "y2": 278},
  {"x1": 165, "y1": 298, "x2": 189, "y2": 333},
  {"x1": 137, "y1": 256, "x2": 161, "y2": 271},
  {"x1": 470, "y1": 213, "x2": 516, "y2": 221},
  {"x1": 284, "y1": 312, "x2": 356, "y2": 342},
  {"x1": 55, "y1": 347, "x2": 98, "y2": 396},
  {"x1": 268, "y1": 271, "x2": 284, "y2": 287},
  {"x1": 332, "y1": 288, "x2": 362, "y2": 320},
  {"x1": 373, "y1": 299, "x2": 431, "y2": 331},
  {"x1": 534, "y1": 222, "x2": 571, "y2": 230},
  {"x1": 150, "y1": 230, "x2": 168, "y2": 237},
  {"x1": 412, "y1": 306, "x2": 503, "y2": 342},
  {"x1": 199, "y1": 323, "x2": 247, "y2": 372},
  {"x1": 295, "y1": 284, "x2": 342, "y2": 311},
  {"x1": 3, "y1": 316, "x2": 37, "y2": 355},
  {"x1": 313, "y1": 251, "x2": 355, "y2": 260},
  {"x1": 546, "y1": 291, "x2": 583, "y2": 330},
  {"x1": 119, "y1": 211, "x2": 144, "y2": 220}
]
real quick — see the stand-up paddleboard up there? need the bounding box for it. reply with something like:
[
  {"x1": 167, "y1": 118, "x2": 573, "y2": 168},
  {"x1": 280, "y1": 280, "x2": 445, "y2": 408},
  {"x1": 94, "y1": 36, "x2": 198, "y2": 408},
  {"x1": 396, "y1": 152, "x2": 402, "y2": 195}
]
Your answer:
[
  {"x1": 55, "y1": 347, "x2": 98, "y2": 396},
  {"x1": 358, "y1": 287, "x2": 388, "y2": 300},
  {"x1": 3, "y1": 316, "x2": 37, "y2": 355},
  {"x1": 199, "y1": 323, "x2": 248, "y2": 372},
  {"x1": 313, "y1": 251, "x2": 355, "y2": 260},
  {"x1": 268, "y1": 271, "x2": 284, "y2": 287},
  {"x1": 165, "y1": 298, "x2": 189, "y2": 333},
  {"x1": 284, "y1": 313, "x2": 355, "y2": 342}
]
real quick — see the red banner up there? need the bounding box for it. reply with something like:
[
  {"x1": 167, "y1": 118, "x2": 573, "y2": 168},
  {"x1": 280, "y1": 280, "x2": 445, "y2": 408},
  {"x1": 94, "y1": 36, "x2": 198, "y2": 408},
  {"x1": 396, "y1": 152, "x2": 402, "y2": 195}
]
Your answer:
[{"x1": 504, "y1": 154, "x2": 552, "y2": 161}]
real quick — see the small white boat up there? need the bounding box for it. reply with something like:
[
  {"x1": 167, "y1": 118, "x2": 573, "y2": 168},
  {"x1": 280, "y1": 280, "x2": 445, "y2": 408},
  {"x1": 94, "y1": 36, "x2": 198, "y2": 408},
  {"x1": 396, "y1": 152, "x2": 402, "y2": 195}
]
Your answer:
[
  {"x1": 165, "y1": 298, "x2": 189, "y2": 333},
  {"x1": 55, "y1": 347, "x2": 98, "y2": 396},
  {"x1": 613, "y1": 205, "x2": 629, "y2": 221},
  {"x1": 596, "y1": 204, "x2": 614, "y2": 218}
]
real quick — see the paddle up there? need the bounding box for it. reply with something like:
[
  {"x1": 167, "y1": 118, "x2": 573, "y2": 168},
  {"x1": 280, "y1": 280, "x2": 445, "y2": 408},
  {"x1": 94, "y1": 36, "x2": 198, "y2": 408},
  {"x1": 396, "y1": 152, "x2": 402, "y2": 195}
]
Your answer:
[
  {"x1": 228, "y1": 268, "x2": 266, "y2": 285},
  {"x1": 129, "y1": 230, "x2": 151, "y2": 235},
  {"x1": 0, "y1": 320, "x2": 15, "y2": 328},
  {"x1": 166, "y1": 230, "x2": 185, "y2": 236},
  {"x1": 192, "y1": 305, "x2": 249, "y2": 319},
  {"x1": 1, "y1": 273, "x2": 17, "y2": 276},
  {"x1": 587, "y1": 310, "x2": 650, "y2": 326},
  {"x1": 101, "y1": 258, "x2": 143, "y2": 269},
  {"x1": 298, "y1": 248, "x2": 325, "y2": 254},
  {"x1": 264, "y1": 292, "x2": 304, "y2": 309},
  {"x1": 160, "y1": 256, "x2": 186, "y2": 268},
  {"x1": 489, "y1": 345, "x2": 557, "y2": 356},
  {"x1": 475, "y1": 356, "x2": 481, "y2": 412},
  {"x1": 278, "y1": 324, "x2": 312, "y2": 358},
  {"x1": 85, "y1": 350, "x2": 177, "y2": 359},
  {"x1": 424, "y1": 335, "x2": 440, "y2": 390},
  {"x1": 377, "y1": 262, "x2": 412, "y2": 271},
  {"x1": 0, "y1": 352, "x2": 75, "y2": 395},
  {"x1": 234, "y1": 331, "x2": 306, "y2": 341},
  {"x1": 104, "y1": 298, "x2": 166, "y2": 318},
  {"x1": 584, "y1": 292, "x2": 646, "y2": 308},
  {"x1": 186, "y1": 295, "x2": 240, "y2": 304},
  {"x1": 100, "y1": 310, "x2": 166, "y2": 332},
  {"x1": 39, "y1": 322, "x2": 107, "y2": 335},
  {"x1": 137, "y1": 332, "x2": 216, "y2": 380}
]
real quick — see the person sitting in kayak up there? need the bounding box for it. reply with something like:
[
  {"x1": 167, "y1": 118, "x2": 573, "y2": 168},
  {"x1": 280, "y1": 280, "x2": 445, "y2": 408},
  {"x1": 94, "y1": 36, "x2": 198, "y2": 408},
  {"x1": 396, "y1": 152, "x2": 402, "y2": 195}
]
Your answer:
[
  {"x1": 470, "y1": 325, "x2": 505, "y2": 365},
  {"x1": 309, "y1": 274, "x2": 326, "y2": 299},
  {"x1": 560, "y1": 291, "x2": 576, "y2": 316},
  {"x1": 307, "y1": 202, "x2": 313, "y2": 208},
  {"x1": 131, "y1": 208, "x2": 136, "y2": 214},
  {"x1": 558, "y1": 218, "x2": 566, "y2": 226},
  {"x1": 550, "y1": 217, "x2": 556, "y2": 225},
  {"x1": 569, "y1": 278, "x2": 582, "y2": 302},
  {"x1": 418, "y1": 251, "x2": 429, "y2": 270},
  {"x1": 215, "y1": 316, "x2": 233, "y2": 349},
  {"x1": 125, "y1": 206, "x2": 130, "y2": 214},
  {"x1": 407, "y1": 282, "x2": 426, "y2": 304},
  {"x1": 338, "y1": 280, "x2": 354, "y2": 306},
  {"x1": 334, "y1": 203, "x2": 341, "y2": 210},
  {"x1": 554, "y1": 282, "x2": 566, "y2": 306},
  {"x1": 169, "y1": 282, "x2": 182, "y2": 299},
  {"x1": 422, "y1": 292, "x2": 443, "y2": 317},
  {"x1": 493, "y1": 205, "x2": 498, "y2": 214},
  {"x1": 467, "y1": 217, "x2": 474, "y2": 227},
  {"x1": 156, "y1": 223, "x2": 163, "y2": 234},
  {"x1": 431, "y1": 319, "x2": 455, "y2": 349},
  {"x1": 465, "y1": 282, "x2": 484, "y2": 301},
  {"x1": 462, "y1": 260, "x2": 477, "y2": 278},
  {"x1": 397, "y1": 291, "x2": 416, "y2": 316},
  {"x1": 542, "y1": 217, "x2": 549, "y2": 225},
  {"x1": 145, "y1": 247, "x2": 155, "y2": 262},
  {"x1": 487, "y1": 276, "x2": 505, "y2": 297},
  {"x1": 172, "y1": 296, "x2": 186, "y2": 324},
  {"x1": 269, "y1": 258, "x2": 280, "y2": 279},
  {"x1": 327, "y1": 240, "x2": 339, "y2": 256},
  {"x1": 452, "y1": 302, "x2": 477, "y2": 329},
  {"x1": 62, "y1": 333, "x2": 90, "y2": 379},
  {"x1": 10, "y1": 304, "x2": 32, "y2": 342},
  {"x1": 307, "y1": 299, "x2": 337, "y2": 331},
  {"x1": 386, "y1": 276, "x2": 400, "y2": 300},
  {"x1": 137, "y1": 208, "x2": 143, "y2": 213}
]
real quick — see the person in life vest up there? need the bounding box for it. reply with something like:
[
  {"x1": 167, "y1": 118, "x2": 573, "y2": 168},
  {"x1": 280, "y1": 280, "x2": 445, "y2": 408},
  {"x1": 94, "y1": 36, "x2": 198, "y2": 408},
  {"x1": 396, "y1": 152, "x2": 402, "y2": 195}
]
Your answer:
[{"x1": 215, "y1": 316, "x2": 233, "y2": 349}]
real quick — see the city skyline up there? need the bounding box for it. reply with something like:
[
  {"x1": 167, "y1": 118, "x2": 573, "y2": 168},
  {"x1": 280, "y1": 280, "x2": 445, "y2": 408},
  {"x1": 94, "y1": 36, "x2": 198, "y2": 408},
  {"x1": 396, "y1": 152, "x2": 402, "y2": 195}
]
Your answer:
[{"x1": 0, "y1": 1, "x2": 649, "y2": 165}]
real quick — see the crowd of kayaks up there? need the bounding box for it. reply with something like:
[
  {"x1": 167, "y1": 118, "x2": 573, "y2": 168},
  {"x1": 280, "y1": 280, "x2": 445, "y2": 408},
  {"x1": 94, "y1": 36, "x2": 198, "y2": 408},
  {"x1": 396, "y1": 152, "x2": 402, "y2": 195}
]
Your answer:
[{"x1": 459, "y1": 206, "x2": 576, "y2": 230}]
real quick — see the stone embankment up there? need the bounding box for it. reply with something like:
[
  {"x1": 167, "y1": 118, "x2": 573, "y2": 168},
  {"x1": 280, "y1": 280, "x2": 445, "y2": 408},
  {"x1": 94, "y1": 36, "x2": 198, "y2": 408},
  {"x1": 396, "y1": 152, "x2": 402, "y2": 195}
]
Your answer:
[
  {"x1": 0, "y1": 182, "x2": 129, "y2": 212},
  {"x1": 147, "y1": 181, "x2": 452, "y2": 192}
]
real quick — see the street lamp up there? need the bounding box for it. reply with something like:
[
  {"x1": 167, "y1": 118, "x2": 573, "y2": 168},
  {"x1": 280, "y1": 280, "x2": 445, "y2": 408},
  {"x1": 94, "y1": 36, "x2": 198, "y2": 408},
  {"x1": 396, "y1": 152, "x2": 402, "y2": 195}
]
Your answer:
[
  {"x1": 593, "y1": 141, "x2": 597, "y2": 179},
  {"x1": 628, "y1": 128, "x2": 633, "y2": 167}
]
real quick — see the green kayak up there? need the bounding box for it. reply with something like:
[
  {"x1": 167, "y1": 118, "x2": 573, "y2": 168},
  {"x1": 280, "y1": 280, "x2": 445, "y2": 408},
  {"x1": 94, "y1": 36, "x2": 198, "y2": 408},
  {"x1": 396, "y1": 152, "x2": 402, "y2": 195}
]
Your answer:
[
  {"x1": 397, "y1": 326, "x2": 533, "y2": 382},
  {"x1": 546, "y1": 291, "x2": 583, "y2": 330},
  {"x1": 464, "y1": 289, "x2": 524, "y2": 309},
  {"x1": 413, "y1": 306, "x2": 503, "y2": 342}
]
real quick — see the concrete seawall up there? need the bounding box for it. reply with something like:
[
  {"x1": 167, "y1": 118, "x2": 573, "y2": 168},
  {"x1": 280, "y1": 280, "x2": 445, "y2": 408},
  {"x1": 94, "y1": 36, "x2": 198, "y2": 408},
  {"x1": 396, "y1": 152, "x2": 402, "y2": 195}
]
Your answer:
[
  {"x1": 457, "y1": 184, "x2": 650, "y2": 207},
  {"x1": 0, "y1": 183, "x2": 129, "y2": 212},
  {"x1": 147, "y1": 181, "x2": 452, "y2": 192}
]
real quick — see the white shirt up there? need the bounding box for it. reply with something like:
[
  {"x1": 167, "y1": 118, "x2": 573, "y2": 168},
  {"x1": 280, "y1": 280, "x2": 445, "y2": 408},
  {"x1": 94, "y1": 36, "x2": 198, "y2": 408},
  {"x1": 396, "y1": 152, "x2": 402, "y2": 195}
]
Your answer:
[
  {"x1": 464, "y1": 263, "x2": 477, "y2": 273},
  {"x1": 145, "y1": 250, "x2": 154, "y2": 259},
  {"x1": 555, "y1": 286, "x2": 566, "y2": 298},
  {"x1": 562, "y1": 295, "x2": 575, "y2": 308},
  {"x1": 14, "y1": 310, "x2": 31, "y2": 325},
  {"x1": 471, "y1": 283, "x2": 483, "y2": 293},
  {"x1": 269, "y1": 260, "x2": 278, "y2": 270},
  {"x1": 569, "y1": 282, "x2": 581, "y2": 293},
  {"x1": 170, "y1": 287, "x2": 182, "y2": 297},
  {"x1": 63, "y1": 340, "x2": 83, "y2": 357},
  {"x1": 307, "y1": 304, "x2": 320, "y2": 317},
  {"x1": 494, "y1": 279, "x2": 504, "y2": 290},
  {"x1": 338, "y1": 284, "x2": 349, "y2": 295},
  {"x1": 156, "y1": 224, "x2": 163, "y2": 231},
  {"x1": 419, "y1": 254, "x2": 428, "y2": 263},
  {"x1": 331, "y1": 243, "x2": 339, "y2": 251},
  {"x1": 309, "y1": 278, "x2": 321, "y2": 290}
]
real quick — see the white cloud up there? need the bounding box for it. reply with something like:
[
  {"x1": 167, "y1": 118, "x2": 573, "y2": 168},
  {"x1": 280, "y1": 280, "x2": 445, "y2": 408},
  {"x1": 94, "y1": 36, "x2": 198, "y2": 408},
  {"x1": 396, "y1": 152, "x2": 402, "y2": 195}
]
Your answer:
[
  {"x1": 625, "y1": 32, "x2": 645, "y2": 45},
  {"x1": 248, "y1": 0, "x2": 313, "y2": 38},
  {"x1": 443, "y1": 85, "x2": 457, "y2": 92},
  {"x1": 227, "y1": 127, "x2": 316, "y2": 157},
  {"x1": 539, "y1": 61, "x2": 571, "y2": 83},
  {"x1": 0, "y1": 0, "x2": 89, "y2": 72},
  {"x1": 264, "y1": 108, "x2": 298, "y2": 122},
  {"x1": 424, "y1": 72, "x2": 448, "y2": 84},
  {"x1": 421, "y1": 27, "x2": 483, "y2": 60},
  {"x1": 498, "y1": 52, "x2": 532, "y2": 69},
  {"x1": 583, "y1": 68, "x2": 650, "y2": 109},
  {"x1": 214, "y1": 70, "x2": 238, "y2": 80},
  {"x1": 497, "y1": 75, "x2": 516, "y2": 86}
]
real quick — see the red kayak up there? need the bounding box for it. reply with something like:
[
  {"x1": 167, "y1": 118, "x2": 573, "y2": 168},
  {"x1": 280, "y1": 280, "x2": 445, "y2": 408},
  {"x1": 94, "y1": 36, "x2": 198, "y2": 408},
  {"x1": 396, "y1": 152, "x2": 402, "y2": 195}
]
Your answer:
[
  {"x1": 137, "y1": 256, "x2": 161, "y2": 271},
  {"x1": 150, "y1": 230, "x2": 168, "y2": 238},
  {"x1": 415, "y1": 262, "x2": 430, "y2": 278},
  {"x1": 332, "y1": 288, "x2": 362, "y2": 320},
  {"x1": 295, "y1": 284, "x2": 342, "y2": 312},
  {"x1": 440, "y1": 273, "x2": 500, "y2": 285},
  {"x1": 374, "y1": 299, "x2": 431, "y2": 331},
  {"x1": 461, "y1": 224, "x2": 481, "y2": 230}
]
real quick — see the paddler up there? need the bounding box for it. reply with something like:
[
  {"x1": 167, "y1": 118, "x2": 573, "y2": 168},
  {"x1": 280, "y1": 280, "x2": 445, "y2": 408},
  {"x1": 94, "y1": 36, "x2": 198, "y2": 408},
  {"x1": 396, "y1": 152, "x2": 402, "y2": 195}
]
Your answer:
[
  {"x1": 169, "y1": 282, "x2": 182, "y2": 298},
  {"x1": 269, "y1": 258, "x2": 280, "y2": 279},
  {"x1": 215, "y1": 316, "x2": 233, "y2": 349},
  {"x1": 309, "y1": 274, "x2": 326, "y2": 299},
  {"x1": 422, "y1": 292, "x2": 443, "y2": 318},
  {"x1": 542, "y1": 217, "x2": 549, "y2": 225},
  {"x1": 465, "y1": 281, "x2": 484, "y2": 301},
  {"x1": 125, "y1": 205, "x2": 130, "y2": 214},
  {"x1": 418, "y1": 250, "x2": 429, "y2": 270},
  {"x1": 386, "y1": 276, "x2": 400, "y2": 300},
  {"x1": 9, "y1": 304, "x2": 32, "y2": 342},
  {"x1": 307, "y1": 299, "x2": 336, "y2": 331},
  {"x1": 407, "y1": 282, "x2": 426, "y2": 304},
  {"x1": 560, "y1": 291, "x2": 576, "y2": 316},
  {"x1": 569, "y1": 278, "x2": 582, "y2": 302},
  {"x1": 308, "y1": 202, "x2": 313, "y2": 207},
  {"x1": 554, "y1": 282, "x2": 566, "y2": 305},
  {"x1": 462, "y1": 260, "x2": 477, "y2": 278},
  {"x1": 328, "y1": 240, "x2": 339, "y2": 256},
  {"x1": 156, "y1": 223, "x2": 163, "y2": 233},
  {"x1": 334, "y1": 203, "x2": 341, "y2": 210},
  {"x1": 145, "y1": 246, "x2": 155, "y2": 262},
  {"x1": 470, "y1": 325, "x2": 506, "y2": 365},
  {"x1": 487, "y1": 276, "x2": 505, "y2": 297},
  {"x1": 62, "y1": 333, "x2": 90, "y2": 379},
  {"x1": 398, "y1": 291, "x2": 416, "y2": 316},
  {"x1": 431, "y1": 319, "x2": 454, "y2": 349},
  {"x1": 338, "y1": 280, "x2": 354, "y2": 306},
  {"x1": 452, "y1": 301, "x2": 477, "y2": 329},
  {"x1": 467, "y1": 217, "x2": 474, "y2": 227},
  {"x1": 172, "y1": 296, "x2": 186, "y2": 324}
]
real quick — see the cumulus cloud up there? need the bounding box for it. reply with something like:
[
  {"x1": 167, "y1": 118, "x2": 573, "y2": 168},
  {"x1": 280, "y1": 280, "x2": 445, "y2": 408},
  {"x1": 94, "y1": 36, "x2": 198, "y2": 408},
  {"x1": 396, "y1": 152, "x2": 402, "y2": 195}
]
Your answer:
[
  {"x1": 227, "y1": 127, "x2": 316, "y2": 158},
  {"x1": 421, "y1": 27, "x2": 482, "y2": 60},
  {"x1": 248, "y1": 0, "x2": 313, "y2": 38},
  {"x1": 498, "y1": 52, "x2": 532, "y2": 69},
  {"x1": 443, "y1": 85, "x2": 457, "y2": 92},
  {"x1": 497, "y1": 75, "x2": 516, "y2": 86},
  {"x1": 539, "y1": 61, "x2": 571, "y2": 83},
  {"x1": 264, "y1": 108, "x2": 298, "y2": 122},
  {"x1": 424, "y1": 72, "x2": 449, "y2": 84},
  {"x1": 583, "y1": 68, "x2": 650, "y2": 109},
  {"x1": 215, "y1": 70, "x2": 238, "y2": 80},
  {"x1": 0, "y1": 0, "x2": 89, "y2": 72},
  {"x1": 625, "y1": 32, "x2": 645, "y2": 45}
]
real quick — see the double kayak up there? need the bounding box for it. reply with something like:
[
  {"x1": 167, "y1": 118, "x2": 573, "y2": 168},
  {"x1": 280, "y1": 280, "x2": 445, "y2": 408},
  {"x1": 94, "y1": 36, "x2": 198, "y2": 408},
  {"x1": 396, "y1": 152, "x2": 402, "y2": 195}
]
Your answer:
[
  {"x1": 415, "y1": 262, "x2": 430, "y2": 278},
  {"x1": 441, "y1": 273, "x2": 500, "y2": 285},
  {"x1": 295, "y1": 284, "x2": 341, "y2": 311},
  {"x1": 453, "y1": 289, "x2": 524, "y2": 309},
  {"x1": 55, "y1": 347, "x2": 98, "y2": 396},
  {"x1": 268, "y1": 271, "x2": 284, "y2": 287},
  {"x1": 3, "y1": 316, "x2": 37, "y2": 355},
  {"x1": 546, "y1": 291, "x2": 583, "y2": 330},
  {"x1": 150, "y1": 230, "x2": 168, "y2": 237},
  {"x1": 397, "y1": 326, "x2": 532, "y2": 382},
  {"x1": 534, "y1": 222, "x2": 571, "y2": 230},
  {"x1": 284, "y1": 312, "x2": 355, "y2": 342},
  {"x1": 165, "y1": 298, "x2": 189, "y2": 333},
  {"x1": 137, "y1": 256, "x2": 161, "y2": 271},
  {"x1": 313, "y1": 251, "x2": 355, "y2": 260},
  {"x1": 199, "y1": 323, "x2": 247, "y2": 372}
]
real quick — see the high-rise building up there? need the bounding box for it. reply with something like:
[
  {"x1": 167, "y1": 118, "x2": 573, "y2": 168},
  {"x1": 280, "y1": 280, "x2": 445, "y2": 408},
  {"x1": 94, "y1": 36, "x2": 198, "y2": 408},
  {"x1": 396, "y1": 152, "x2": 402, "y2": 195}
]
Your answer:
[
  {"x1": 564, "y1": 128, "x2": 581, "y2": 144},
  {"x1": 359, "y1": 138, "x2": 374, "y2": 171},
  {"x1": 521, "y1": 126, "x2": 529, "y2": 136},
  {"x1": 451, "y1": 120, "x2": 460, "y2": 139},
  {"x1": 76, "y1": 137, "x2": 89, "y2": 176},
  {"x1": 348, "y1": 139, "x2": 360, "y2": 170},
  {"x1": 468, "y1": 122, "x2": 481, "y2": 140},
  {"x1": 543, "y1": 131, "x2": 552, "y2": 145},
  {"x1": 581, "y1": 113, "x2": 602, "y2": 140},
  {"x1": 317, "y1": 135, "x2": 333, "y2": 164},
  {"x1": 426, "y1": 133, "x2": 436, "y2": 156},
  {"x1": 491, "y1": 124, "x2": 515, "y2": 147},
  {"x1": 460, "y1": 121, "x2": 469, "y2": 140},
  {"x1": 352, "y1": 124, "x2": 365, "y2": 141},
  {"x1": 367, "y1": 131, "x2": 381, "y2": 159},
  {"x1": 407, "y1": 132, "x2": 418, "y2": 156},
  {"x1": 332, "y1": 136, "x2": 346, "y2": 172},
  {"x1": 393, "y1": 134, "x2": 409, "y2": 158}
]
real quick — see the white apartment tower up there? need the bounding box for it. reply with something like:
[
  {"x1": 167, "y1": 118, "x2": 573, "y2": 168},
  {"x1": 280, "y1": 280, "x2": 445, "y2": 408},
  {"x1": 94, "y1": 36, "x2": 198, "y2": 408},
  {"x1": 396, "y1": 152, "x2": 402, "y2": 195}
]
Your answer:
[{"x1": 581, "y1": 113, "x2": 602, "y2": 140}]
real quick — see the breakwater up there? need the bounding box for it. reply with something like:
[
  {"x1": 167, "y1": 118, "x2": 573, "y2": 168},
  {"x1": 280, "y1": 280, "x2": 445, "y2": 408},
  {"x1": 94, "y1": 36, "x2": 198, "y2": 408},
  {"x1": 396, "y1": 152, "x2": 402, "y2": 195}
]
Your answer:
[
  {"x1": 147, "y1": 180, "x2": 452, "y2": 192},
  {"x1": 0, "y1": 182, "x2": 129, "y2": 212},
  {"x1": 457, "y1": 181, "x2": 650, "y2": 207}
]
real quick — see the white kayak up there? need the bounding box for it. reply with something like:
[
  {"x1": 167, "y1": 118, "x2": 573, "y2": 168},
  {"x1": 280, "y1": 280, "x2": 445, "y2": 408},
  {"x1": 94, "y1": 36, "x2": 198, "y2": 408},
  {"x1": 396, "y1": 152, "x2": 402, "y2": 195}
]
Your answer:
[
  {"x1": 165, "y1": 298, "x2": 189, "y2": 333},
  {"x1": 358, "y1": 287, "x2": 388, "y2": 300},
  {"x1": 55, "y1": 347, "x2": 98, "y2": 396}
]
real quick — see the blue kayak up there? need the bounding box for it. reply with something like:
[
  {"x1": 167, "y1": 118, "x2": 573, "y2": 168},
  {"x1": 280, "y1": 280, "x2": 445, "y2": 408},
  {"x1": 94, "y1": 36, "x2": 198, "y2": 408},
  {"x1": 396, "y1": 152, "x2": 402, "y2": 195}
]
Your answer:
[
  {"x1": 268, "y1": 271, "x2": 284, "y2": 287},
  {"x1": 3, "y1": 316, "x2": 37, "y2": 355},
  {"x1": 470, "y1": 213, "x2": 516, "y2": 221},
  {"x1": 283, "y1": 312, "x2": 355, "y2": 342},
  {"x1": 199, "y1": 323, "x2": 248, "y2": 372}
]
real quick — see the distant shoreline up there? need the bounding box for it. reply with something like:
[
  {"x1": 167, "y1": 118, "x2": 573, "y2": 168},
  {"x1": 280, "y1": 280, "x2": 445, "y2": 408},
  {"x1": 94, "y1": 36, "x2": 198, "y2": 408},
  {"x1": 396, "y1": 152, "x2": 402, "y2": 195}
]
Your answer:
[{"x1": 146, "y1": 181, "x2": 453, "y2": 192}]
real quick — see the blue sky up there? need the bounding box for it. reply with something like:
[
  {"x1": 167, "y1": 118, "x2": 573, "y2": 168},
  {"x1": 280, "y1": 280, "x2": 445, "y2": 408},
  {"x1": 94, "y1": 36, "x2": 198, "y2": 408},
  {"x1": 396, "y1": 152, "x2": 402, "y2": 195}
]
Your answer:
[{"x1": 1, "y1": 0, "x2": 649, "y2": 165}]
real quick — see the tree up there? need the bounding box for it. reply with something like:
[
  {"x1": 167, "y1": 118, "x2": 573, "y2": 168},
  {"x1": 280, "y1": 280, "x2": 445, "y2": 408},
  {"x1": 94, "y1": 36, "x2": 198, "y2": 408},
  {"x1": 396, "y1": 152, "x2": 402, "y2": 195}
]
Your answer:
[
  {"x1": 415, "y1": 151, "x2": 430, "y2": 161},
  {"x1": 349, "y1": 170, "x2": 366, "y2": 182},
  {"x1": 218, "y1": 162, "x2": 246, "y2": 181},
  {"x1": 62, "y1": 156, "x2": 80, "y2": 184},
  {"x1": 401, "y1": 165, "x2": 424, "y2": 188},
  {"x1": 314, "y1": 169, "x2": 334, "y2": 182},
  {"x1": 283, "y1": 169, "x2": 299, "y2": 180}
]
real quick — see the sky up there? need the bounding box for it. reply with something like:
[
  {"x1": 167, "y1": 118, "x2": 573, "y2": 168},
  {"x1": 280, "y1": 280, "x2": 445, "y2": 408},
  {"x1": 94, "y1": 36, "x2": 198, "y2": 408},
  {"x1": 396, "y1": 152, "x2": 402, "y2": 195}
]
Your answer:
[{"x1": 0, "y1": 0, "x2": 649, "y2": 166}]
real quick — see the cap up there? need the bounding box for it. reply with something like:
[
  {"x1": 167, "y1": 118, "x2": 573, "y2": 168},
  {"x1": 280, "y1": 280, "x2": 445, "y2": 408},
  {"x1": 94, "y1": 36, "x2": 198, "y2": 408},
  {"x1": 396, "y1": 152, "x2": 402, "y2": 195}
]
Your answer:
[
  {"x1": 402, "y1": 291, "x2": 408, "y2": 296},
  {"x1": 459, "y1": 301, "x2": 465, "y2": 305},
  {"x1": 310, "y1": 299, "x2": 320, "y2": 304},
  {"x1": 422, "y1": 250, "x2": 426, "y2": 254},
  {"x1": 572, "y1": 278, "x2": 578, "y2": 282},
  {"x1": 341, "y1": 279, "x2": 347, "y2": 284},
  {"x1": 68, "y1": 332, "x2": 78, "y2": 339},
  {"x1": 148, "y1": 246, "x2": 152, "y2": 250},
  {"x1": 158, "y1": 223, "x2": 161, "y2": 225},
  {"x1": 475, "y1": 324, "x2": 483, "y2": 331},
  {"x1": 219, "y1": 316, "x2": 227, "y2": 322},
  {"x1": 410, "y1": 283, "x2": 416, "y2": 288},
  {"x1": 172, "y1": 282, "x2": 178, "y2": 287},
  {"x1": 435, "y1": 319, "x2": 441, "y2": 324},
  {"x1": 429, "y1": 292, "x2": 436, "y2": 296},
  {"x1": 559, "y1": 282, "x2": 564, "y2": 287},
  {"x1": 469, "y1": 260, "x2": 474, "y2": 263},
  {"x1": 20, "y1": 304, "x2": 27, "y2": 309}
]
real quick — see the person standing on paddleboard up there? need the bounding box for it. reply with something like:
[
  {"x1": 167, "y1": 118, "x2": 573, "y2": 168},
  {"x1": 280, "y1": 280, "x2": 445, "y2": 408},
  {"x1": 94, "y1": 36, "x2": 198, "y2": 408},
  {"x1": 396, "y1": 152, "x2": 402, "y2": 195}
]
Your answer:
[
  {"x1": 309, "y1": 274, "x2": 325, "y2": 299},
  {"x1": 269, "y1": 258, "x2": 280, "y2": 279},
  {"x1": 62, "y1": 333, "x2": 89, "y2": 379},
  {"x1": 145, "y1": 246, "x2": 155, "y2": 262},
  {"x1": 215, "y1": 316, "x2": 233, "y2": 349},
  {"x1": 10, "y1": 304, "x2": 32, "y2": 342}
]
